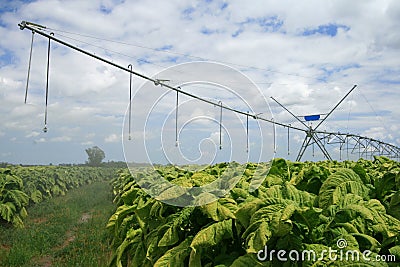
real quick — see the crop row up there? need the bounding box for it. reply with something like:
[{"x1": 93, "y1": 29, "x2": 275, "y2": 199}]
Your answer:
[
  {"x1": 0, "y1": 166, "x2": 117, "y2": 227},
  {"x1": 107, "y1": 157, "x2": 400, "y2": 266}
]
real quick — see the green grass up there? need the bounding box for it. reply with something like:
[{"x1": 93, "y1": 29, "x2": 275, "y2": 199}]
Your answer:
[{"x1": 0, "y1": 181, "x2": 115, "y2": 267}]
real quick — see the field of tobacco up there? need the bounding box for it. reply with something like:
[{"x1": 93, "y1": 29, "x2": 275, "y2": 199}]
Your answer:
[
  {"x1": 0, "y1": 166, "x2": 116, "y2": 227},
  {"x1": 108, "y1": 156, "x2": 400, "y2": 266}
]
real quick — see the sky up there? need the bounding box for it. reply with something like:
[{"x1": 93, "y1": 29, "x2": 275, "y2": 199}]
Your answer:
[{"x1": 0, "y1": 0, "x2": 399, "y2": 165}]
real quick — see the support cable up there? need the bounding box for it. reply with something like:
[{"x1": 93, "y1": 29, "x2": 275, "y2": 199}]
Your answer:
[
  {"x1": 270, "y1": 96, "x2": 309, "y2": 129},
  {"x1": 315, "y1": 85, "x2": 357, "y2": 129},
  {"x1": 43, "y1": 26, "x2": 331, "y2": 82}
]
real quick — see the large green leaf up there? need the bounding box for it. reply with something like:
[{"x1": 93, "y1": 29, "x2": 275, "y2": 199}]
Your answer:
[
  {"x1": 2, "y1": 189, "x2": 29, "y2": 208},
  {"x1": 30, "y1": 189, "x2": 43, "y2": 204},
  {"x1": 389, "y1": 245, "x2": 400, "y2": 261},
  {"x1": 268, "y1": 158, "x2": 289, "y2": 179},
  {"x1": 106, "y1": 204, "x2": 137, "y2": 233},
  {"x1": 351, "y1": 233, "x2": 380, "y2": 252},
  {"x1": 113, "y1": 228, "x2": 142, "y2": 267},
  {"x1": 351, "y1": 163, "x2": 370, "y2": 185},
  {"x1": 300, "y1": 243, "x2": 331, "y2": 266},
  {"x1": 230, "y1": 254, "x2": 268, "y2": 267},
  {"x1": 262, "y1": 174, "x2": 284, "y2": 188},
  {"x1": 190, "y1": 219, "x2": 233, "y2": 252},
  {"x1": 132, "y1": 240, "x2": 147, "y2": 266},
  {"x1": 0, "y1": 202, "x2": 16, "y2": 222},
  {"x1": 388, "y1": 191, "x2": 400, "y2": 220},
  {"x1": 338, "y1": 203, "x2": 375, "y2": 221},
  {"x1": 121, "y1": 186, "x2": 140, "y2": 205},
  {"x1": 292, "y1": 207, "x2": 323, "y2": 237},
  {"x1": 235, "y1": 198, "x2": 264, "y2": 228},
  {"x1": 189, "y1": 248, "x2": 202, "y2": 267},
  {"x1": 200, "y1": 198, "x2": 237, "y2": 221},
  {"x1": 244, "y1": 220, "x2": 271, "y2": 253},
  {"x1": 158, "y1": 225, "x2": 180, "y2": 247},
  {"x1": 319, "y1": 169, "x2": 369, "y2": 209},
  {"x1": 248, "y1": 200, "x2": 287, "y2": 225},
  {"x1": 230, "y1": 187, "x2": 250, "y2": 200},
  {"x1": 154, "y1": 237, "x2": 193, "y2": 267},
  {"x1": 284, "y1": 183, "x2": 316, "y2": 207},
  {"x1": 158, "y1": 207, "x2": 194, "y2": 247}
]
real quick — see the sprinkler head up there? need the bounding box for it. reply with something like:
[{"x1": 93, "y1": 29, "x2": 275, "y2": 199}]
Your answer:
[{"x1": 43, "y1": 126, "x2": 48, "y2": 133}]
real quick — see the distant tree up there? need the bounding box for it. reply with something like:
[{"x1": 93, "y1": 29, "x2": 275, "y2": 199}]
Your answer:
[
  {"x1": 85, "y1": 146, "x2": 105, "y2": 166},
  {"x1": 101, "y1": 160, "x2": 127, "y2": 168},
  {"x1": 0, "y1": 162, "x2": 9, "y2": 168}
]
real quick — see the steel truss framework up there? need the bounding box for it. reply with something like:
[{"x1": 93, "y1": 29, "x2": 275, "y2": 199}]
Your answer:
[
  {"x1": 18, "y1": 21, "x2": 400, "y2": 162},
  {"x1": 318, "y1": 132, "x2": 400, "y2": 161},
  {"x1": 271, "y1": 86, "x2": 400, "y2": 161}
]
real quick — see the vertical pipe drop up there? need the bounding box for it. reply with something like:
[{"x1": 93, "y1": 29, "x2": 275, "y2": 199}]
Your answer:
[
  {"x1": 287, "y1": 124, "x2": 291, "y2": 155},
  {"x1": 43, "y1": 33, "x2": 53, "y2": 132},
  {"x1": 272, "y1": 118, "x2": 276, "y2": 153},
  {"x1": 25, "y1": 31, "x2": 35, "y2": 103},
  {"x1": 219, "y1": 101, "x2": 222, "y2": 150},
  {"x1": 246, "y1": 111, "x2": 249, "y2": 153},
  {"x1": 128, "y1": 64, "x2": 133, "y2": 140},
  {"x1": 175, "y1": 88, "x2": 179, "y2": 147}
]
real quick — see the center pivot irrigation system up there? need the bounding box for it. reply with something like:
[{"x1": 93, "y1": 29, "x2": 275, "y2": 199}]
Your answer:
[{"x1": 18, "y1": 21, "x2": 400, "y2": 162}]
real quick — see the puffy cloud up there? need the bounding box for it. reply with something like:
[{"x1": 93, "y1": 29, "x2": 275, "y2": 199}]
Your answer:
[
  {"x1": 81, "y1": 141, "x2": 94, "y2": 146},
  {"x1": 25, "y1": 131, "x2": 40, "y2": 138},
  {"x1": 105, "y1": 133, "x2": 120, "y2": 143},
  {"x1": 50, "y1": 136, "x2": 72, "y2": 142}
]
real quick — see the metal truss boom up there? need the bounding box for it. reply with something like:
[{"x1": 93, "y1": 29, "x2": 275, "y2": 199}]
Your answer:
[
  {"x1": 18, "y1": 21, "x2": 400, "y2": 161},
  {"x1": 18, "y1": 21, "x2": 305, "y2": 131}
]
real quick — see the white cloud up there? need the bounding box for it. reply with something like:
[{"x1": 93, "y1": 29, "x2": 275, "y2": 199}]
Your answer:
[
  {"x1": 35, "y1": 138, "x2": 46, "y2": 143},
  {"x1": 25, "y1": 131, "x2": 40, "y2": 138},
  {"x1": 85, "y1": 133, "x2": 96, "y2": 139},
  {"x1": 50, "y1": 136, "x2": 72, "y2": 142},
  {"x1": 362, "y1": 127, "x2": 387, "y2": 140},
  {"x1": 105, "y1": 133, "x2": 120, "y2": 143},
  {"x1": 81, "y1": 141, "x2": 94, "y2": 146},
  {"x1": 209, "y1": 131, "x2": 224, "y2": 146}
]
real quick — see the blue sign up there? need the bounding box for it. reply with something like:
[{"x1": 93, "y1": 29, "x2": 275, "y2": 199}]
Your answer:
[{"x1": 304, "y1": 115, "x2": 320, "y2": 121}]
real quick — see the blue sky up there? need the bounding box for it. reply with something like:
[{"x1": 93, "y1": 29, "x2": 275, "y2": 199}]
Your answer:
[{"x1": 0, "y1": 0, "x2": 399, "y2": 165}]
